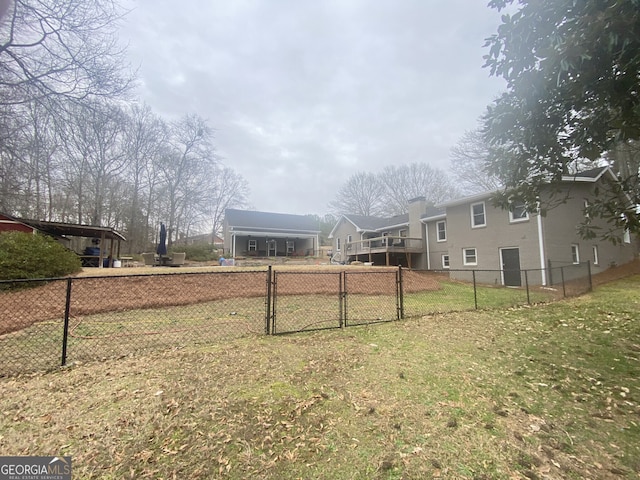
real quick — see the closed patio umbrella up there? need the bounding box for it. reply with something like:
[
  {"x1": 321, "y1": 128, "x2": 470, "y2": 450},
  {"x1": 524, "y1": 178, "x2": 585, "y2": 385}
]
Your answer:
[{"x1": 157, "y1": 223, "x2": 167, "y2": 257}]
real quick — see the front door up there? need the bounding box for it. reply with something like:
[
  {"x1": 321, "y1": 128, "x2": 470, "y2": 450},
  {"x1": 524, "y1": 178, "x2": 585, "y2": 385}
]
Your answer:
[
  {"x1": 267, "y1": 239, "x2": 277, "y2": 256},
  {"x1": 500, "y1": 248, "x2": 521, "y2": 287}
]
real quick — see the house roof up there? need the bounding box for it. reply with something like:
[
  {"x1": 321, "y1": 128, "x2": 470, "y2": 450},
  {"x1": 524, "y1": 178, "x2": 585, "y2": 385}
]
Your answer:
[
  {"x1": 436, "y1": 191, "x2": 495, "y2": 209},
  {"x1": 439, "y1": 167, "x2": 617, "y2": 209},
  {"x1": 329, "y1": 212, "x2": 417, "y2": 238},
  {"x1": 420, "y1": 206, "x2": 446, "y2": 222},
  {"x1": 225, "y1": 209, "x2": 321, "y2": 233},
  {"x1": 343, "y1": 213, "x2": 409, "y2": 231},
  {"x1": 330, "y1": 205, "x2": 447, "y2": 238},
  {"x1": 561, "y1": 166, "x2": 613, "y2": 182}
]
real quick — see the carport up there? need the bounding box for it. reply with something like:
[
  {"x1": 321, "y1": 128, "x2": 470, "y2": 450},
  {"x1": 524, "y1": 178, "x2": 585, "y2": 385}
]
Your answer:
[{"x1": 19, "y1": 219, "x2": 126, "y2": 268}]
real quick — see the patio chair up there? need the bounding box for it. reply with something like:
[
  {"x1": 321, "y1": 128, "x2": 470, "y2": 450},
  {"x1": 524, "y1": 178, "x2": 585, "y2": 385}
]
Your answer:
[
  {"x1": 168, "y1": 252, "x2": 186, "y2": 266},
  {"x1": 141, "y1": 252, "x2": 157, "y2": 266}
]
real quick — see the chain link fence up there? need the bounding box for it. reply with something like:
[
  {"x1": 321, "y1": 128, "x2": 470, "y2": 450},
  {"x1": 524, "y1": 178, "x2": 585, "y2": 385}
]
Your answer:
[{"x1": 0, "y1": 262, "x2": 593, "y2": 375}]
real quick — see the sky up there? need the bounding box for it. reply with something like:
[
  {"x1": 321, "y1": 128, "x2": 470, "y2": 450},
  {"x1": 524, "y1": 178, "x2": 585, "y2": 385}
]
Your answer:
[{"x1": 119, "y1": 0, "x2": 508, "y2": 216}]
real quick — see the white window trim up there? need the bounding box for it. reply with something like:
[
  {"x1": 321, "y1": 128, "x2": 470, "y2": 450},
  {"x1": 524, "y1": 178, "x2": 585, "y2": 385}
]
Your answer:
[
  {"x1": 248, "y1": 239, "x2": 257, "y2": 251},
  {"x1": 337, "y1": 238, "x2": 341, "y2": 251},
  {"x1": 463, "y1": 247, "x2": 478, "y2": 266},
  {"x1": 436, "y1": 220, "x2": 447, "y2": 242},
  {"x1": 442, "y1": 254, "x2": 450, "y2": 269},
  {"x1": 623, "y1": 229, "x2": 631, "y2": 244},
  {"x1": 592, "y1": 245, "x2": 599, "y2": 265},
  {"x1": 571, "y1": 244, "x2": 580, "y2": 264},
  {"x1": 508, "y1": 203, "x2": 529, "y2": 223},
  {"x1": 470, "y1": 202, "x2": 486, "y2": 228}
]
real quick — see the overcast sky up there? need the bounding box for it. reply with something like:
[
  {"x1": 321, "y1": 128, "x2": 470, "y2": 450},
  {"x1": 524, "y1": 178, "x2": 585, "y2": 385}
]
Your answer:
[{"x1": 119, "y1": 0, "x2": 507, "y2": 216}]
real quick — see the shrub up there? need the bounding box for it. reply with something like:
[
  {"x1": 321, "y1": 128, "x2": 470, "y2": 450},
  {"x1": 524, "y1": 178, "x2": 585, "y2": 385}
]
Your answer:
[
  {"x1": 171, "y1": 242, "x2": 219, "y2": 263},
  {"x1": 0, "y1": 231, "x2": 82, "y2": 280}
]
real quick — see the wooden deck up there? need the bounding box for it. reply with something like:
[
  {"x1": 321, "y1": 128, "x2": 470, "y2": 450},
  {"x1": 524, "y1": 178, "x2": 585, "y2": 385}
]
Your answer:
[{"x1": 345, "y1": 236, "x2": 424, "y2": 267}]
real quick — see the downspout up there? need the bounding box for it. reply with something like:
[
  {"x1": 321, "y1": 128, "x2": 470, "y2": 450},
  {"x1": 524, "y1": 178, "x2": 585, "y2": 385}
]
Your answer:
[
  {"x1": 536, "y1": 202, "x2": 547, "y2": 285},
  {"x1": 231, "y1": 233, "x2": 236, "y2": 258},
  {"x1": 424, "y1": 222, "x2": 431, "y2": 270}
]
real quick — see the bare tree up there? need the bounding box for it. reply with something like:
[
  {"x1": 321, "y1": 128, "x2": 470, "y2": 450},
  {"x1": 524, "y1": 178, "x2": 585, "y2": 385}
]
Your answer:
[
  {"x1": 159, "y1": 114, "x2": 216, "y2": 246},
  {"x1": 329, "y1": 172, "x2": 386, "y2": 217},
  {"x1": 122, "y1": 103, "x2": 168, "y2": 252},
  {"x1": 380, "y1": 163, "x2": 457, "y2": 216},
  {"x1": 0, "y1": 0, "x2": 133, "y2": 108},
  {"x1": 58, "y1": 100, "x2": 127, "y2": 225},
  {"x1": 449, "y1": 130, "x2": 502, "y2": 194},
  {"x1": 15, "y1": 101, "x2": 60, "y2": 219},
  {"x1": 0, "y1": 104, "x2": 28, "y2": 212},
  {"x1": 208, "y1": 166, "x2": 249, "y2": 237}
]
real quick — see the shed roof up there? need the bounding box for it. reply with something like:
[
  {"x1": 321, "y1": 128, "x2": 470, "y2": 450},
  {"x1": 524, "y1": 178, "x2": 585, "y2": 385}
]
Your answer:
[{"x1": 17, "y1": 218, "x2": 126, "y2": 241}]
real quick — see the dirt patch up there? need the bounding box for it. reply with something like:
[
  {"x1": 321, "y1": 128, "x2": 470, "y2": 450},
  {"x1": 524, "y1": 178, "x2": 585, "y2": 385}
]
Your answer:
[
  {"x1": 3, "y1": 258, "x2": 636, "y2": 337},
  {"x1": 0, "y1": 267, "x2": 442, "y2": 335},
  {"x1": 592, "y1": 257, "x2": 640, "y2": 286}
]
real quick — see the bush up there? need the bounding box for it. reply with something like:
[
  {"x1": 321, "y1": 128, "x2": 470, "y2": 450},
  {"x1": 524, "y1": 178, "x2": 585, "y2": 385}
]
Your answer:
[
  {"x1": 171, "y1": 242, "x2": 219, "y2": 263},
  {"x1": 0, "y1": 231, "x2": 82, "y2": 280}
]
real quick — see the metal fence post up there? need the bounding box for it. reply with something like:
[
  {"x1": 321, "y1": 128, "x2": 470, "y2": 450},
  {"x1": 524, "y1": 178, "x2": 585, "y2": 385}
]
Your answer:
[
  {"x1": 265, "y1": 266, "x2": 272, "y2": 334},
  {"x1": 397, "y1": 265, "x2": 404, "y2": 320},
  {"x1": 560, "y1": 266, "x2": 566, "y2": 297},
  {"x1": 472, "y1": 270, "x2": 478, "y2": 309},
  {"x1": 339, "y1": 270, "x2": 346, "y2": 328},
  {"x1": 524, "y1": 270, "x2": 530, "y2": 304},
  {"x1": 61, "y1": 278, "x2": 73, "y2": 366},
  {"x1": 587, "y1": 260, "x2": 593, "y2": 292}
]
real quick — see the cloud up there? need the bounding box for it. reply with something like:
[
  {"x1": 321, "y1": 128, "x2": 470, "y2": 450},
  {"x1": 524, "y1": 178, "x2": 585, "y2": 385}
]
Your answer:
[{"x1": 121, "y1": 0, "x2": 506, "y2": 214}]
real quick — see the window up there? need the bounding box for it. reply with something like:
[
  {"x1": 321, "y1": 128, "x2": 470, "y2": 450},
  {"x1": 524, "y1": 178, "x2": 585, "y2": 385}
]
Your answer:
[
  {"x1": 471, "y1": 202, "x2": 486, "y2": 228},
  {"x1": 286, "y1": 241, "x2": 295, "y2": 254},
  {"x1": 509, "y1": 202, "x2": 529, "y2": 222},
  {"x1": 592, "y1": 245, "x2": 599, "y2": 265},
  {"x1": 382, "y1": 232, "x2": 390, "y2": 246},
  {"x1": 584, "y1": 199, "x2": 590, "y2": 219},
  {"x1": 248, "y1": 239, "x2": 257, "y2": 252},
  {"x1": 623, "y1": 229, "x2": 631, "y2": 244},
  {"x1": 442, "y1": 254, "x2": 450, "y2": 269},
  {"x1": 571, "y1": 244, "x2": 580, "y2": 264},
  {"x1": 337, "y1": 238, "x2": 341, "y2": 251},
  {"x1": 393, "y1": 229, "x2": 407, "y2": 246},
  {"x1": 463, "y1": 248, "x2": 477, "y2": 266},
  {"x1": 436, "y1": 220, "x2": 446, "y2": 242},
  {"x1": 347, "y1": 234, "x2": 352, "y2": 243}
]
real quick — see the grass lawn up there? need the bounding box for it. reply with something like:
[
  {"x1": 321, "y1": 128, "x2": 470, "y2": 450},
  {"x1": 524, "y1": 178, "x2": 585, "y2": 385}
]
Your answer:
[{"x1": 0, "y1": 275, "x2": 639, "y2": 479}]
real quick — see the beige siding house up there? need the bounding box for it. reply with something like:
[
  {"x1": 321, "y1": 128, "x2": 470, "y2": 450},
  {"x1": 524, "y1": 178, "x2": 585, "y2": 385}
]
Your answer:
[
  {"x1": 423, "y1": 212, "x2": 448, "y2": 270},
  {"x1": 330, "y1": 167, "x2": 637, "y2": 285},
  {"x1": 328, "y1": 197, "x2": 443, "y2": 268}
]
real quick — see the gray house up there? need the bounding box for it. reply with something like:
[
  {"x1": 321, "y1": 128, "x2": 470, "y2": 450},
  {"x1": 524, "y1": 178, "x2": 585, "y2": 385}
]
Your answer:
[
  {"x1": 330, "y1": 167, "x2": 637, "y2": 285},
  {"x1": 439, "y1": 167, "x2": 635, "y2": 285},
  {"x1": 223, "y1": 209, "x2": 321, "y2": 257},
  {"x1": 328, "y1": 197, "x2": 444, "y2": 269}
]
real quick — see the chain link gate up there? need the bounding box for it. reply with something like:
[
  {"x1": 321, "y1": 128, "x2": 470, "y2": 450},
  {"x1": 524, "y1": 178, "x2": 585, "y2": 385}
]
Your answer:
[{"x1": 267, "y1": 267, "x2": 402, "y2": 334}]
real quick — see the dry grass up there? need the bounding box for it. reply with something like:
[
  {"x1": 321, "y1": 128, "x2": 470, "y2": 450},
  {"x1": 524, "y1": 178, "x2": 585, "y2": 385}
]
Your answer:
[{"x1": 1, "y1": 274, "x2": 639, "y2": 479}]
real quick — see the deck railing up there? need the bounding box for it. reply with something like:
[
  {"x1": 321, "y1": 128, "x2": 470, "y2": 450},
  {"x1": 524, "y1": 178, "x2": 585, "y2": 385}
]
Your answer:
[{"x1": 346, "y1": 236, "x2": 423, "y2": 255}]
